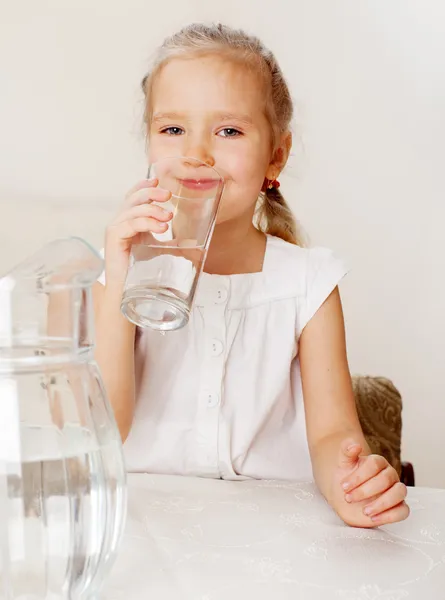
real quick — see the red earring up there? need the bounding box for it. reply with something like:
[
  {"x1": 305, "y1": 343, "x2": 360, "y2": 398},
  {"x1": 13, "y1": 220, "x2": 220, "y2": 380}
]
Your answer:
[{"x1": 262, "y1": 178, "x2": 280, "y2": 192}]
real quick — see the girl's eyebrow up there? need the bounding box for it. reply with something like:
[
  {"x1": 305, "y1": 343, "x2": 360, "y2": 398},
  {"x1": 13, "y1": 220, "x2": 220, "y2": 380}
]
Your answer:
[
  {"x1": 216, "y1": 112, "x2": 254, "y2": 126},
  {"x1": 152, "y1": 112, "x2": 186, "y2": 122},
  {"x1": 152, "y1": 111, "x2": 254, "y2": 126}
]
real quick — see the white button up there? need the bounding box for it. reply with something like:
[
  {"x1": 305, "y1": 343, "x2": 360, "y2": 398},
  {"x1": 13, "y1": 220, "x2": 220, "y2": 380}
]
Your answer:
[
  {"x1": 205, "y1": 392, "x2": 220, "y2": 408},
  {"x1": 210, "y1": 339, "x2": 224, "y2": 357},
  {"x1": 215, "y1": 288, "x2": 228, "y2": 304}
]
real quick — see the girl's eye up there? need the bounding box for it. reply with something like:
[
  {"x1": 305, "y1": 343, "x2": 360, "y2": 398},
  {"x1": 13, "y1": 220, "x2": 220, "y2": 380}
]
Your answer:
[
  {"x1": 161, "y1": 127, "x2": 185, "y2": 136},
  {"x1": 217, "y1": 128, "x2": 242, "y2": 138}
]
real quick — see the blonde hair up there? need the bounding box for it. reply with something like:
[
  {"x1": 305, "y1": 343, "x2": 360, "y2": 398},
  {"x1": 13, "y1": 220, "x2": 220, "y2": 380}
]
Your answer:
[{"x1": 141, "y1": 23, "x2": 304, "y2": 246}]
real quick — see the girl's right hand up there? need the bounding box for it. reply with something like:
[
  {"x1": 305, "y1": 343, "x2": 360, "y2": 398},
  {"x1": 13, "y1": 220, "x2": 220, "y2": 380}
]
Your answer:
[{"x1": 104, "y1": 178, "x2": 173, "y2": 287}]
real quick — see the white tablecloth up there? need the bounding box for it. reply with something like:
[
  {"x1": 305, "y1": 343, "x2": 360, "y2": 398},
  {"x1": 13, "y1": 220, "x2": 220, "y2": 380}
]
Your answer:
[{"x1": 104, "y1": 474, "x2": 445, "y2": 600}]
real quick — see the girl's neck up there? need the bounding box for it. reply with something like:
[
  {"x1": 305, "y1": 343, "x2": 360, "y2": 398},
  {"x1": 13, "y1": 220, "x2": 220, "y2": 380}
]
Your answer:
[{"x1": 204, "y1": 220, "x2": 267, "y2": 276}]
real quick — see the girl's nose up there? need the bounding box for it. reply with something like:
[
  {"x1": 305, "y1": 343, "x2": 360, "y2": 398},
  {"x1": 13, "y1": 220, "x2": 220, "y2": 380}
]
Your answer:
[{"x1": 184, "y1": 141, "x2": 215, "y2": 168}]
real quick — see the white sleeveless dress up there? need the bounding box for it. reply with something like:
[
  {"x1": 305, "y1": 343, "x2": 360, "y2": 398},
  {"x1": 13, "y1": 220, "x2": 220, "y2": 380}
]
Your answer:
[{"x1": 100, "y1": 235, "x2": 348, "y2": 481}]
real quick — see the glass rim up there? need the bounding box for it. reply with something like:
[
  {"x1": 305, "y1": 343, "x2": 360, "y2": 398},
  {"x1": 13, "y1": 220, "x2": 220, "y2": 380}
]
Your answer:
[{"x1": 146, "y1": 155, "x2": 225, "y2": 184}]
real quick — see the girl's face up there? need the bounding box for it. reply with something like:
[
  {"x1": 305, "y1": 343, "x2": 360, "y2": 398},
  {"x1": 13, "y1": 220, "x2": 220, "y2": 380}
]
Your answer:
[{"x1": 148, "y1": 55, "x2": 283, "y2": 224}]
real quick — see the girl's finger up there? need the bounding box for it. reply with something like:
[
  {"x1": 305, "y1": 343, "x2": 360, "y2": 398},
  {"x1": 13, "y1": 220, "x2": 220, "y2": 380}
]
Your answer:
[
  {"x1": 125, "y1": 186, "x2": 171, "y2": 208},
  {"x1": 345, "y1": 466, "x2": 400, "y2": 503},
  {"x1": 338, "y1": 439, "x2": 362, "y2": 468},
  {"x1": 124, "y1": 178, "x2": 158, "y2": 201},
  {"x1": 368, "y1": 500, "x2": 410, "y2": 526},
  {"x1": 363, "y1": 482, "x2": 408, "y2": 518},
  {"x1": 341, "y1": 454, "x2": 388, "y2": 493},
  {"x1": 113, "y1": 217, "x2": 169, "y2": 241},
  {"x1": 115, "y1": 203, "x2": 173, "y2": 225}
]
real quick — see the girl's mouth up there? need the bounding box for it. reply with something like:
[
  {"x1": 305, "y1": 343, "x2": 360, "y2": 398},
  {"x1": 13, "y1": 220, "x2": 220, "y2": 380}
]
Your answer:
[{"x1": 179, "y1": 178, "x2": 221, "y2": 191}]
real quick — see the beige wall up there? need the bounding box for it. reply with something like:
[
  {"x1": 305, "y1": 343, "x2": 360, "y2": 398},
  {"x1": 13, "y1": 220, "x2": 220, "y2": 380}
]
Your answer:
[{"x1": 1, "y1": 1, "x2": 444, "y2": 486}]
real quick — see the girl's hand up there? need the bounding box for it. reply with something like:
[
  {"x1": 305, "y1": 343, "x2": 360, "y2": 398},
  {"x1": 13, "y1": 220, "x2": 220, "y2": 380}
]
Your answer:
[
  {"x1": 333, "y1": 439, "x2": 410, "y2": 528},
  {"x1": 104, "y1": 179, "x2": 173, "y2": 286}
]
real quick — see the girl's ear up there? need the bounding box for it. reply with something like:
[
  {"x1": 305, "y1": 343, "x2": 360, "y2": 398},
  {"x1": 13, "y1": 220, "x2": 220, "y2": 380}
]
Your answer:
[{"x1": 266, "y1": 131, "x2": 292, "y2": 180}]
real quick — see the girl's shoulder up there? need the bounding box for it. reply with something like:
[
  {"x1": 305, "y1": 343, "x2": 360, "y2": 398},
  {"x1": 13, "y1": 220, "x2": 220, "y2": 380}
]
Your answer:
[
  {"x1": 266, "y1": 234, "x2": 342, "y2": 269},
  {"x1": 264, "y1": 235, "x2": 349, "y2": 335},
  {"x1": 265, "y1": 234, "x2": 348, "y2": 295}
]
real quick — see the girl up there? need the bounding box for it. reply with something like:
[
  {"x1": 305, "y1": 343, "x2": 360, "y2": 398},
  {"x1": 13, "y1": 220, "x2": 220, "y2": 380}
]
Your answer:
[{"x1": 94, "y1": 23, "x2": 409, "y2": 528}]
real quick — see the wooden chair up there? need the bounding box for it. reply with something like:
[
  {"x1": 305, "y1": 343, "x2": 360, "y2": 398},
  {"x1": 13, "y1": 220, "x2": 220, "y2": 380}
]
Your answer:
[{"x1": 352, "y1": 375, "x2": 415, "y2": 486}]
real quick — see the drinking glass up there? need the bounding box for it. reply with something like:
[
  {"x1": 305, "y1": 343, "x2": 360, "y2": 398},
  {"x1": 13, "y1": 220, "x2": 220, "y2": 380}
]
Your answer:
[{"x1": 121, "y1": 156, "x2": 224, "y2": 331}]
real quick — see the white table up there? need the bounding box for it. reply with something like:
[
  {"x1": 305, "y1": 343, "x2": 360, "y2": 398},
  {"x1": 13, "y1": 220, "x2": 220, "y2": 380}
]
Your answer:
[{"x1": 105, "y1": 474, "x2": 445, "y2": 599}]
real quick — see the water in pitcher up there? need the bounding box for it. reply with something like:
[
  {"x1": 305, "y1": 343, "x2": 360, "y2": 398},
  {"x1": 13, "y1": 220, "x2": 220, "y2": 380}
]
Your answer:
[
  {"x1": 0, "y1": 424, "x2": 126, "y2": 600},
  {"x1": 121, "y1": 243, "x2": 206, "y2": 330}
]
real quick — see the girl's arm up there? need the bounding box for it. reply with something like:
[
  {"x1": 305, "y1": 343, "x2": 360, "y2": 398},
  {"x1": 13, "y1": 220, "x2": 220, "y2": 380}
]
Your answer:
[
  {"x1": 93, "y1": 281, "x2": 137, "y2": 442},
  {"x1": 299, "y1": 287, "x2": 409, "y2": 527},
  {"x1": 92, "y1": 179, "x2": 173, "y2": 442}
]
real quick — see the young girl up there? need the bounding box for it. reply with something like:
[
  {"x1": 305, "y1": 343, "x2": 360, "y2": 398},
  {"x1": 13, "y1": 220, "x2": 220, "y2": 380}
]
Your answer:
[{"x1": 94, "y1": 23, "x2": 409, "y2": 528}]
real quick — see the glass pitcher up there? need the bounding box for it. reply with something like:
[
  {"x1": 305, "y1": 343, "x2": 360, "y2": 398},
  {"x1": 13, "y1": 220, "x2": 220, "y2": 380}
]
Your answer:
[{"x1": 0, "y1": 237, "x2": 127, "y2": 600}]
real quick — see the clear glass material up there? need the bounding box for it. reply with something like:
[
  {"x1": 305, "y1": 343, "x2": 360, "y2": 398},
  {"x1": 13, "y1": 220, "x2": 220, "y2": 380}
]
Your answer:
[
  {"x1": 0, "y1": 237, "x2": 127, "y2": 600},
  {"x1": 121, "y1": 156, "x2": 225, "y2": 331}
]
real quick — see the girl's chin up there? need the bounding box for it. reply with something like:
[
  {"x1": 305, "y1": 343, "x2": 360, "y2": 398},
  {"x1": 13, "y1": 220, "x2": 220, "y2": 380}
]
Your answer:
[{"x1": 215, "y1": 213, "x2": 237, "y2": 226}]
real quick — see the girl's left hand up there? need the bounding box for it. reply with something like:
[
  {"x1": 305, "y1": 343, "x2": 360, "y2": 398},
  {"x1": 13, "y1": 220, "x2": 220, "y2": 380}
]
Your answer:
[{"x1": 333, "y1": 439, "x2": 410, "y2": 528}]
